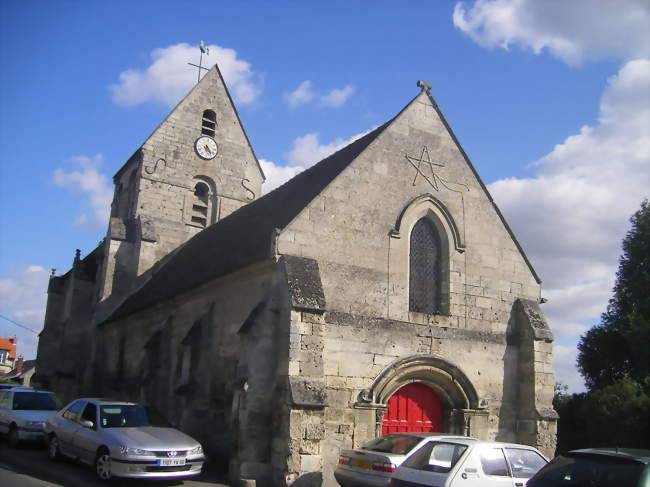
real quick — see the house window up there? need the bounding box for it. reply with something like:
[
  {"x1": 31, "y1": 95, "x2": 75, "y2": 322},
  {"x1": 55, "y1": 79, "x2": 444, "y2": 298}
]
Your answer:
[
  {"x1": 409, "y1": 218, "x2": 442, "y2": 314},
  {"x1": 201, "y1": 110, "x2": 216, "y2": 137},
  {"x1": 0, "y1": 350, "x2": 7, "y2": 364}
]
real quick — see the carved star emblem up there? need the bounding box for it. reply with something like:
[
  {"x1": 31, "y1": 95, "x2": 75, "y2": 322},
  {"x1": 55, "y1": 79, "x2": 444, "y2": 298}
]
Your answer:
[{"x1": 405, "y1": 146, "x2": 444, "y2": 190}]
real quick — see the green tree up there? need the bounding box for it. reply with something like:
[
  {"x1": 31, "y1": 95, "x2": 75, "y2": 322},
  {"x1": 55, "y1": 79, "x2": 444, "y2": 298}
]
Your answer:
[
  {"x1": 578, "y1": 200, "x2": 650, "y2": 389},
  {"x1": 555, "y1": 201, "x2": 650, "y2": 452}
]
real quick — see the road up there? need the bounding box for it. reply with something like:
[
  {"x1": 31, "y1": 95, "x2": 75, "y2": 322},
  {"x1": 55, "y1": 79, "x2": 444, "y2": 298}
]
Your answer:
[{"x1": 0, "y1": 439, "x2": 229, "y2": 487}]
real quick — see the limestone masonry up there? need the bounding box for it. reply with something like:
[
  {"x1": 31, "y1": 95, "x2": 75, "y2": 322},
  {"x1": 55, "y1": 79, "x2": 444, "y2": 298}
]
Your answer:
[{"x1": 36, "y1": 62, "x2": 557, "y2": 486}]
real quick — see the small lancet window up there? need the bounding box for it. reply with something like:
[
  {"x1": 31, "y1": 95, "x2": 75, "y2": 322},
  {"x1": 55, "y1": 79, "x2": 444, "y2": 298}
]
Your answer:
[
  {"x1": 409, "y1": 218, "x2": 442, "y2": 314},
  {"x1": 201, "y1": 110, "x2": 217, "y2": 137}
]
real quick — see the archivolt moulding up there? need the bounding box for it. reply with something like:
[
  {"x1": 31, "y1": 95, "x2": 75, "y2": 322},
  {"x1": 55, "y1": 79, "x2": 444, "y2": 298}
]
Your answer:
[
  {"x1": 357, "y1": 354, "x2": 480, "y2": 410},
  {"x1": 390, "y1": 194, "x2": 465, "y2": 253}
]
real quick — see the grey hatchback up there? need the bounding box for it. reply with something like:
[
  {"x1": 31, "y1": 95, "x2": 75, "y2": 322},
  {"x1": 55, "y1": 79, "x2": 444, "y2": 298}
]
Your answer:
[{"x1": 46, "y1": 398, "x2": 204, "y2": 482}]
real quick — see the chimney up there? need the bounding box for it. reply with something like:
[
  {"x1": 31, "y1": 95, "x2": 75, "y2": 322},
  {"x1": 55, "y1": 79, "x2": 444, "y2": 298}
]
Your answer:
[
  {"x1": 16, "y1": 356, "x2": 24, "y2": 374},
  {"x1": 9, "y1": 335, "x2": 16, "y2": 344}
]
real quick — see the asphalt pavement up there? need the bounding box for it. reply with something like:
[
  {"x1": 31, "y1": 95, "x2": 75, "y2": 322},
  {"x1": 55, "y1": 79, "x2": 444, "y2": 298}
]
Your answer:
[{"x1": 0, "y1": 438, "x2": 230, "y2": 487}]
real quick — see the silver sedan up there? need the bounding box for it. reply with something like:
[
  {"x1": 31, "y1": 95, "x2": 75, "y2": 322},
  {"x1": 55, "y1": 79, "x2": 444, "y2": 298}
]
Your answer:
[{"x1": 45, "y1": 398, "x2": 204, "y2": 481}]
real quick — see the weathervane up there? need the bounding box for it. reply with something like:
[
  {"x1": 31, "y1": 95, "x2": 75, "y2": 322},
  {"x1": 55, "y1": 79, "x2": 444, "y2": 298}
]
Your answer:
[{"x1": 188, "y1": 40, "x2": 210, "y2": 83}]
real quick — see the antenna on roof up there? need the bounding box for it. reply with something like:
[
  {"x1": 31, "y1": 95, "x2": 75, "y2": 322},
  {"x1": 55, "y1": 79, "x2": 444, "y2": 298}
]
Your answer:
[{"x1": 188, "y1": 40, "x2": 211, "y2": 84}]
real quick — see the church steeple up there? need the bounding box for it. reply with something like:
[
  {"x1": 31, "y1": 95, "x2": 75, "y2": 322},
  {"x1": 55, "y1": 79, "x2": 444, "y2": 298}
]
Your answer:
[{"x1": 98, "y1": 63, "x2": 264, "y2": 301}]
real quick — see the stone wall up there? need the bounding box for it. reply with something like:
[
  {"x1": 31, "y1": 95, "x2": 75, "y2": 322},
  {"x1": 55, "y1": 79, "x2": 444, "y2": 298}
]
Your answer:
[
  {"x1": 89, "y1": 260, "x2": 276, "y2": 463},
  {"x1": 277, "y1": 91, "x2": 556, "y2": 485}
]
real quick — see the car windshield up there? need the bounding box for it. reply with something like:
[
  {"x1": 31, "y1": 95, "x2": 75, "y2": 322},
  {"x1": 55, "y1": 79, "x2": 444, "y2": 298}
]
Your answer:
[
  {"x1": 362, "y1": 434, "x2": 422, "y2": 455},
  {"x1": 12, "y1": 392, "x2": 58, "y2": 411},
  {"x1": 99, "y1": 404, "x2": 170, "y2": 428},
  {"x1": 402, "y1": 441, "x2": 469, "y2": 474}
]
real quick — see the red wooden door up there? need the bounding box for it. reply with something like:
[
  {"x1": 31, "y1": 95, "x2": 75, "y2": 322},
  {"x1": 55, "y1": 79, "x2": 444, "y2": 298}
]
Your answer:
[{"x1": 381, "y1": 382, "x2": 443, "y2": 434}]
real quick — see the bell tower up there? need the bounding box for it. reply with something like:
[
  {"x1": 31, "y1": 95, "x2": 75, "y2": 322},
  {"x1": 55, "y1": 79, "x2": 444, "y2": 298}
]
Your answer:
[{"x1": 98, "y1": 64, "x2": 265, "y2": 301}]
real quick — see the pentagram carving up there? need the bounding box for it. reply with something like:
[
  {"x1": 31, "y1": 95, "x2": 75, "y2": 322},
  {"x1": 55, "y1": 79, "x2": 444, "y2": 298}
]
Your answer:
[{"x1": 405, "y1": 146, "x2": 468, "y2": 193}]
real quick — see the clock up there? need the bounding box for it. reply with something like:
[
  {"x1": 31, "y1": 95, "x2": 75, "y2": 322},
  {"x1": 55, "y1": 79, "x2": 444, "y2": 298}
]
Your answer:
[{"x1": 195, "y1": 136, "x2": 218, "y2": 160}]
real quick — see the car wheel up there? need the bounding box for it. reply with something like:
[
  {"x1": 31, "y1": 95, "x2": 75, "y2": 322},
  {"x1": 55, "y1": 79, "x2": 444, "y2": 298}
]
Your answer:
[
  {"x1": 8, "y1": 425, "x2": 19, "y2": 447},
  {"x1": 48, "y1": 435, "x2": 61, "y2": 461},
  {"x1": 95, "y1": 448, "x2": 112, "y2": 482}
]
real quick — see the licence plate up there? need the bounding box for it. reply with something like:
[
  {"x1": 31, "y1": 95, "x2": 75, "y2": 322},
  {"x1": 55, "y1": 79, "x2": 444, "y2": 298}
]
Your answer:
[
  {"x1": 157, "y1": 458, "x2": 186, "y2": 466},
  {"x1": 353, "y1": 460, "x2": 371, "y2": 469}
]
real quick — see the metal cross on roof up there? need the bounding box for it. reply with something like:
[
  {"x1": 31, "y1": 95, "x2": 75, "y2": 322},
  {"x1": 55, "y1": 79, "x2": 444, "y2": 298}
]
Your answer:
[{"x1": 188, "y1": 40, "x2": 210, "y2": 83}]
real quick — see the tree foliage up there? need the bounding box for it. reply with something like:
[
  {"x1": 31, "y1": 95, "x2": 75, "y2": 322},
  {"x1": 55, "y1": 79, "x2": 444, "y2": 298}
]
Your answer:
[
  {"x1": 578, "y1": 200, "x2": 650, "y2": 389},
  {"x1": 555, "y1": 201, "x2": 650, "y2": 452}
]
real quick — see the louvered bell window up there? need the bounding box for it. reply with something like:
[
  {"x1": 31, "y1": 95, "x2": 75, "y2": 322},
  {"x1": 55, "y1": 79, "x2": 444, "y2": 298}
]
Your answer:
[
  {"x1": 409, "y1": 218, "x2": 442, "y2": 314},
  {"x1": 201, "y1": 110, "x2": 216, "y2": 137}
]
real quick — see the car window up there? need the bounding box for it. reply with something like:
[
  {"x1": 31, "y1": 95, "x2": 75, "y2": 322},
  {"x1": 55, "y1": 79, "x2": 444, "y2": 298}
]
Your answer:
[
  {"x1": 80, "y1": 403, "x2": 97, "y2": 425},
  {"x1": 481, "y1": 448, "x2": 510, "y2": 477},
  {"x1": 99, "y1": 404, "x2": 170, "y2": 428},
  {"x1": 402, "y1": 441, "x2": 468, "y2": 474},
  {"x1": 12, "y1": 392, "x2": 58, "y2": 411},
  {"x1": 62, "y1": 400, "x2": 85, "y2": 421},
  {"x1": 505, "y1": 448, "x2": 547, "y2": 478},
  {"x1": 362, "y1": 434, "x2": 423, "y2": 455},
  {"x1": 531, "y1": 454, "x2": 645, "y2": 487}
]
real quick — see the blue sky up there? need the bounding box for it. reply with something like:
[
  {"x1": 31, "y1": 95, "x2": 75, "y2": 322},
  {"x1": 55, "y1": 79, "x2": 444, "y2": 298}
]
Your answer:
[{"x1": 1, "y1": 0, "x2": 648, "y2": 391}]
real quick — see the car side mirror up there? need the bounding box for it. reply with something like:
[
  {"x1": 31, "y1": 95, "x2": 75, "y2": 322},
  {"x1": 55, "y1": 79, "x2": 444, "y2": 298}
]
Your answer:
[{"x1": 81, "y1": 420, "x2": 94, "y2": 429}]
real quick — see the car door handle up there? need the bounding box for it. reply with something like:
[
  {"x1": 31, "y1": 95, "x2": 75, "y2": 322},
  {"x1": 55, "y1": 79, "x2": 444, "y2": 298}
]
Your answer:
[{"x1": 515, "y1": 483, "x2": 523, "y2": 487}]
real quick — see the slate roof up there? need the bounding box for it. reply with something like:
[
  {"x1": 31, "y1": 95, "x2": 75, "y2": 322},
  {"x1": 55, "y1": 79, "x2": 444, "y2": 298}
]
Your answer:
[{"x1": 104, "y1": 120, "x2": 392, "y2": 324}]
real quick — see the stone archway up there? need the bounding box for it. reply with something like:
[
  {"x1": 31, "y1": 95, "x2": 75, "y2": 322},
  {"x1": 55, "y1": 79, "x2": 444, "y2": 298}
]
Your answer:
[{"x1": 356, "y1": 355, "x2": 487, "y2": 437}]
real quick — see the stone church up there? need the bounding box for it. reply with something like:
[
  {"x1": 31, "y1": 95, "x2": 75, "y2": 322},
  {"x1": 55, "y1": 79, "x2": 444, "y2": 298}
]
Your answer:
[{"x1": 36, "y1": 62, "x2": 557, "y2": 486}]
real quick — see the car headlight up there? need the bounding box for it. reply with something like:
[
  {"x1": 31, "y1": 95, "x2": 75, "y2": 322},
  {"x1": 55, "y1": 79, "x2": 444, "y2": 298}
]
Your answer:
[
  {"x1": 188, "y1": 445, "x2": 203, "y2": 455},
  {"x1": 118, "y1": 446, "x2": 155, "y2": 456}
]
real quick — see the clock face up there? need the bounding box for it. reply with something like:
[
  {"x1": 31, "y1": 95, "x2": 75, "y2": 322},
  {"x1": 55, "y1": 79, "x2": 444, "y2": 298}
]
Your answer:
[{"x1": 195, "y1": 136, "x2": 218, "y2": 160}]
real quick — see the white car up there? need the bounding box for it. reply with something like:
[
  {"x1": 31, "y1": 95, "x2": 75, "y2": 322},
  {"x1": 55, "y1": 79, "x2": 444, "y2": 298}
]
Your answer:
[
  {"x1": 46, "y1": 398, "x2": 205, "y2": 481},
  {"x1": 0, "y1": 388, "x2": 59, "y2": 446},
  {"x1": 389, "y1": 438, "x2": 548, "y2": 487},
  {"x1": 335, "y1": 433, "x2": 477, "y2": 487}
]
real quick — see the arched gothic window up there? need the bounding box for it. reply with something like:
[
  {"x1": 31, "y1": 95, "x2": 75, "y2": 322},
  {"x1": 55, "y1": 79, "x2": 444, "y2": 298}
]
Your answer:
[
  {"x1": 409, "y1": 218, "x2": 442, "y2": 314},
  {"x1": 201, "y1": 109, "x2": 216, "y2": 137}
]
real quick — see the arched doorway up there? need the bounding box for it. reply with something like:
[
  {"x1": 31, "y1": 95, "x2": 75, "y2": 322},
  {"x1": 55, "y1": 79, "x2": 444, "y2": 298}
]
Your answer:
[{"x1": 381, "y1": 382, "x2": 443, "y2": 434}]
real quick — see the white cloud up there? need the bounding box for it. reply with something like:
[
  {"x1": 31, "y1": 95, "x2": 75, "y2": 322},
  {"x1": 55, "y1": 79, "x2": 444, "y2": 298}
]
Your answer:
[
  {"x1": 0, "y1": 266, "x2": 50, "y2": 310},
  {"x1": 260, "y1": 159, "x2": 304, "y2": 194},
  {"x1": 111, "y1": 43, "x2": 262, "y2": 107},
  {"x1": 319, "y1": 85, "x2": 355, "y2": 108},
  {"x1": 287, "y1": 130, "x2": 370, "y2": 167},
  {"x1": 285, "y1": 81, "x2": 355, "y2": 108},
  {"x1": 261, "y1": 128, "x2": 373, "y2": 193},
  {"x1": 489, "y1": 60, "x2": 650, "y2": 391},
  {"x1": 553, "y1": 345, "x2": 586, "y2": 392},
  {"x1": 286, "y1": 80, "x2": 315, "y2": 108},
  {"x1": 453, "y1": 0, "x2": 650, "y2": 65},
  {"x1": 0, "y1": 266, "x2": 49, "y2": 360},
  {"x1": 53, "y1": 154, "x2": 113, "y2": 228}
]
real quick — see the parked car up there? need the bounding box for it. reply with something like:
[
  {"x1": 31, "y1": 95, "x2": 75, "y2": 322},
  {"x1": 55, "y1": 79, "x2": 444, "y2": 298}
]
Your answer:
[
  {"x1": 45, "y1": 398, "x2": 204, "y2": 481},
  {"x1": 0, "y1": 383, "x2": 28, "y2": 391},
  {"x1": 335, "y1": 433, "x2": 478, "y2": 487},
  {"x1": 0, "y1": 388, "x2": 59, "y2": 446},
  {"x1": 389, "y1": 438, "x2": 548, "y2": 487},
  {"x1": 528, "y1": 448, "x2": 650, "y2": 487}
]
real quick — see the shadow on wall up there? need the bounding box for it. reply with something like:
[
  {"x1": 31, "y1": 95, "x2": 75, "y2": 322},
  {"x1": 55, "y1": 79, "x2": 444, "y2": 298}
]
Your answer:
[
  {"x1": 496, "y1": 304, "x2": 519, "y2": 443},
  {"x1": 290, "y1": 472, "x2": 323, "y2": 487}
]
